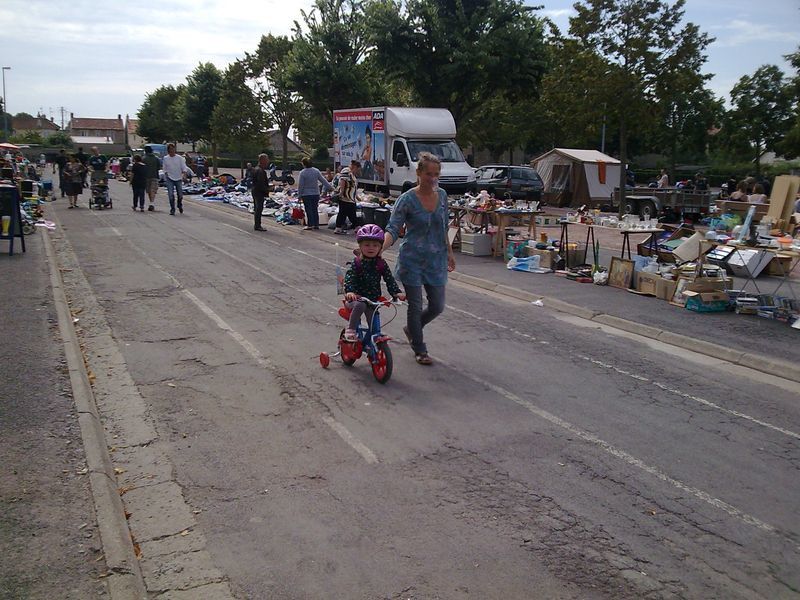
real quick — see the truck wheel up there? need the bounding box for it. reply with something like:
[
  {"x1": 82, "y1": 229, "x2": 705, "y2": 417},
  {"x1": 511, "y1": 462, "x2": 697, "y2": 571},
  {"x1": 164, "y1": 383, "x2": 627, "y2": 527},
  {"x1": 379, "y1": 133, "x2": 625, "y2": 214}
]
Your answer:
[
  {"x1": 622, "y1": 199, "x2": 637, "y2": 215},
  {"x1": 638, "y1": 200, "x2": 657, "y2": 220},
  {"x1": 402, "y1": 181, "x2": 414, "y2": 193}
]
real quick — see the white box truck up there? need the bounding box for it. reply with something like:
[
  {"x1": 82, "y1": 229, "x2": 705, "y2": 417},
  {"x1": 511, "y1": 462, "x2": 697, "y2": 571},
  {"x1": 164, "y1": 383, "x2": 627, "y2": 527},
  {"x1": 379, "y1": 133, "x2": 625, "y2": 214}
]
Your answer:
[{"x1": 333, "y1": 107, "x2": 476, "y2": 196}]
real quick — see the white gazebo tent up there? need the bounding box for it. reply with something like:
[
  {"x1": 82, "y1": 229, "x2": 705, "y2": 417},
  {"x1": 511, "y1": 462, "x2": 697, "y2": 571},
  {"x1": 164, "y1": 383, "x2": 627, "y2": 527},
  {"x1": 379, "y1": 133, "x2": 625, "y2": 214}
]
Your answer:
[{"x1": 531, "y1": 148, "x2": 621, "y2": 208}]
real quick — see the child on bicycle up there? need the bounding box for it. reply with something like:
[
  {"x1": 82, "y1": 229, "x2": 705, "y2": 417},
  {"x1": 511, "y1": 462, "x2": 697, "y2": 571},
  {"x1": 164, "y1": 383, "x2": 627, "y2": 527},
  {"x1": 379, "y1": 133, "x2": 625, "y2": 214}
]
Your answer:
[{"x1": 343, "y1": 224, "x2": 405, "y2": 342}]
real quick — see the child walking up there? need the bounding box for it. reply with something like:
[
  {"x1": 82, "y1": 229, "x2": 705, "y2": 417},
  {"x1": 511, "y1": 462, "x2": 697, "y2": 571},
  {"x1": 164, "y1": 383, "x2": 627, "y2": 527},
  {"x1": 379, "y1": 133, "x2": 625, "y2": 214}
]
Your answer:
[{"x1": 343, "y1": 225, "x2": 405, "y2": 341}]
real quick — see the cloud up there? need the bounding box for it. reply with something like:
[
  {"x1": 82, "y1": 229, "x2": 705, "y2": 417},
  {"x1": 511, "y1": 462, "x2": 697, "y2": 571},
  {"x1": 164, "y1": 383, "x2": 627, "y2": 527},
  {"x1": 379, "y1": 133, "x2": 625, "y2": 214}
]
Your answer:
[
  {"x1": 2, "y1": 0, "x2": 314, "y2": 117},
  {"x1": 710, "y1": 19, "x2": 797, "y2": 48}
]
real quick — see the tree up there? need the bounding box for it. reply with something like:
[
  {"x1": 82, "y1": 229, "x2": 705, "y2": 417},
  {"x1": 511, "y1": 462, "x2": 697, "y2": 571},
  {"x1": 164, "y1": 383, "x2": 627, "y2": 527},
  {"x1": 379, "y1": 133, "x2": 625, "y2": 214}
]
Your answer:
[
  {"x1": 727, "y1": 65, "x2": 792, "y2": 172},
  {"x1": 182, "y1": 62, "x2": 223, "y2": 173},
  {"x1": 13, "y1": 112, "x2": 34, "y2": 120},
  {"x1": 211, "y1": 61, "x2": 267, "y2": 177},
  {"x1": 10, "y1": 130, "x2": 45, "y2": 145},
  {"x1": 245, "y1": 35, "x2": 302, "y2": 168},
  {"x1": 286, "y1": 0, "x2": 376, "y2": 126},
  {"x1": 137, "y1": 85, "x2": 184, "y2": 144},
  {"x1": 651, "y1": 22, "x2": 717, "y2": 171},
  {"x1": 776, "y1": 47, "x2": 800, "y2": 160},
  {"x1": 0, "y1": 98, "x2": 11, "y2": 142},
  {"x1": 569, "y1": 0, "x2": 705, "y2": 213},
  {"x1": 47, "y1": 131, "x2": 74, "y2": 149},
  {"x1": 366, "y1": 0, "x2": 548, "y2": 125}
]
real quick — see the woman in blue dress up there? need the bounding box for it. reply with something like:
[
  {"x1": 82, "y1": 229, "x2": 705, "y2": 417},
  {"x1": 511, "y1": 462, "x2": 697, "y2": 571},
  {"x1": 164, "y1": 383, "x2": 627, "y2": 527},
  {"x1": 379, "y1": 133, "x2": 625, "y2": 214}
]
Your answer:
[{"x1": 383, "y1": 152, "x2": 455, "y2": 365}]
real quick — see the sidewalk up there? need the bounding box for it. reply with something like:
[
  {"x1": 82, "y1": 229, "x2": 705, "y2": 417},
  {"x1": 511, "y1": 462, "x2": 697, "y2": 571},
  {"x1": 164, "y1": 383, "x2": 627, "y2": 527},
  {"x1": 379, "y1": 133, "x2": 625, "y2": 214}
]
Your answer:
[{"x1": 0, "y1": 231, "x2": 108, "y2": 599}]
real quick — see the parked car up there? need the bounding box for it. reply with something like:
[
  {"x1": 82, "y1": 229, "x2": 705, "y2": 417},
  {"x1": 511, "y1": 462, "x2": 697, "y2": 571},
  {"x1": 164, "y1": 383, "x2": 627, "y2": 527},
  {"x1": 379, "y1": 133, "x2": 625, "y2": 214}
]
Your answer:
[{"x1": 473, "y1": 164, "x2": 544, "y2": 200}]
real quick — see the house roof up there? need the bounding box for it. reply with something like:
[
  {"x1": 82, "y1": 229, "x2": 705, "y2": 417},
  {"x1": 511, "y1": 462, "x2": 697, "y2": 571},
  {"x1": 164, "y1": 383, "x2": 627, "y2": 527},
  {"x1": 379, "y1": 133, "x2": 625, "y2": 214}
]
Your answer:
[
  {"x1": 535, "y1": 148, "x2": 620, "y2": 164},
  {"x1": 12, "y1": 116, "x2": 60, "y2": 131},
  {"x1": 127, "y1": 119, "x2": 139, "y2": 134},
  {"x1": 70, "y1": 117, "x2": 124, "y2": 130}
]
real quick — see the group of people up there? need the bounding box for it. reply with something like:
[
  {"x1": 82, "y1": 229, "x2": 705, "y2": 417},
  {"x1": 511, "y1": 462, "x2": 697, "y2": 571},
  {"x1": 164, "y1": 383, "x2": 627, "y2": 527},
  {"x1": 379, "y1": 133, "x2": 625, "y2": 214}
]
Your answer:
[
  {"x1": 723, "y1": 175, "x2": 772, "y2": 204},
  {"x1": 250, "y1": 151, "x2": 453, "y2": 365},
  {"x1": 339, "y1": 152, "x2": 454, "y2": 365},
  {"x1": 655, "y1": 169, "x2": 709, "y2": 191}
]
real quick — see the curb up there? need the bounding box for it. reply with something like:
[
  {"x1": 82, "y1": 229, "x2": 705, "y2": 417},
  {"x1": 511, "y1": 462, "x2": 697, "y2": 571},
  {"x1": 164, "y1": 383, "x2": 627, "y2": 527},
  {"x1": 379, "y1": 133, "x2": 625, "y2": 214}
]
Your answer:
[
  {"x1": 188, "y1": 198, "x2": 800, "y2": 385},
  {"x1": 450, "y1": 272, "x2": 800, "y2": 384},
  {"x1": 42, "y1": 228, "x2": 148, "y2": 600}
]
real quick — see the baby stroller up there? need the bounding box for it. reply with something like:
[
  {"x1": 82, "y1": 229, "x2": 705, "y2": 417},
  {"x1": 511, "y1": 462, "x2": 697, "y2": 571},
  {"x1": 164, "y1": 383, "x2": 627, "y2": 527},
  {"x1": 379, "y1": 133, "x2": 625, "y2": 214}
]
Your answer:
[{"x1": 89, "y1": 180, "x2": 112, "y2": 210}]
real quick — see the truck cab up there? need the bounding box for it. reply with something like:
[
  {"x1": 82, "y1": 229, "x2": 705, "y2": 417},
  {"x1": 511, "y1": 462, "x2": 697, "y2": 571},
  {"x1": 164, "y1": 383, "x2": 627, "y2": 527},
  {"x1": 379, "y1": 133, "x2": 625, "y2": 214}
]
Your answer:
[{"x1": 385, "y1": 108, "x2": 475, "y2": 195}]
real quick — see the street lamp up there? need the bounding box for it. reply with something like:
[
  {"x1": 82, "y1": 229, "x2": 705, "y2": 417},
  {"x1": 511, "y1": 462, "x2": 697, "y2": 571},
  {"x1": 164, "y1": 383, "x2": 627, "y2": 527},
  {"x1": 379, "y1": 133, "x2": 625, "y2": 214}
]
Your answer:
[{"x1": 1, "y1": 67, "x2": 9, "y2": 142}]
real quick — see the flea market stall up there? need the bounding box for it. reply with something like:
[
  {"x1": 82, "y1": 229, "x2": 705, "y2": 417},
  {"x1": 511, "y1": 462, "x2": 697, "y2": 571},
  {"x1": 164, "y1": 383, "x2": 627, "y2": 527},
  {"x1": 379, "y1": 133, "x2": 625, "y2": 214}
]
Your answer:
[{"x1": 531, "y1": 148, "x2": 622, "y2": 208}]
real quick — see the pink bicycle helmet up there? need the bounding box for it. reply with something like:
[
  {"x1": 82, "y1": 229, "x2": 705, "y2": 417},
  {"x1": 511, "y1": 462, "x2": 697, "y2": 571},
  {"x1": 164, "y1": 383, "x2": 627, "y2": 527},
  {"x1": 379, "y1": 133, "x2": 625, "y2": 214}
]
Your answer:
[{"x1": 356, "y1": 224, "x2": 385, "y2": 242}]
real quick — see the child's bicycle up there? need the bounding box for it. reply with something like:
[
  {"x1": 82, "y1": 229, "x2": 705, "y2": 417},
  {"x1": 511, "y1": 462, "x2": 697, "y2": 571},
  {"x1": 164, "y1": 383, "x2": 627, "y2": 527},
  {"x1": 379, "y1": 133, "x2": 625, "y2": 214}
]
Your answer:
[{"x1": 319, "y1": 296, "x2": 401, "y2": 384}]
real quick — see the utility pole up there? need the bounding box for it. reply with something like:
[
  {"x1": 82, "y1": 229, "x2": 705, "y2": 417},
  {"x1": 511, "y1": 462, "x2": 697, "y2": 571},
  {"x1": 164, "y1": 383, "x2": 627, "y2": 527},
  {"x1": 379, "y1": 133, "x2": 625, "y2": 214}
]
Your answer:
[
  {"x1": 59, "y1": 106, "x2": 67, "y2": 130},
  {"x1": 1, "y1": 67, "x2": 10, "y2": 142}
]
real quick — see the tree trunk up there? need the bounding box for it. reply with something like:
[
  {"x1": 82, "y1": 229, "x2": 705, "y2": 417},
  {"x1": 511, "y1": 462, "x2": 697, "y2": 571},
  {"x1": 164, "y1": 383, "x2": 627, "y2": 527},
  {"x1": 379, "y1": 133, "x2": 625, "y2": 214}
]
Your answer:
[
  {"x1": 212, "y1": 141, "x2": 218, "y2": 175},
  {"x1": 617, "y1": 117, "x2": 628, "y2": 218},
  {"x1": 281, "y1": 127, "x2": 289, "y2": 171}
]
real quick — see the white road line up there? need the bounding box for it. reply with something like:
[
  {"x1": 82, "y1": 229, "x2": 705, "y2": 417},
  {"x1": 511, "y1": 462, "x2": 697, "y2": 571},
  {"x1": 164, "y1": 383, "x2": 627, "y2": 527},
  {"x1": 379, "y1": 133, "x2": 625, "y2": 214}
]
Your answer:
[
  {"x1": 578, "y1": 355, "x2": 800, "y2": 440},
  {"x1": 103, "y1": 219, "x2": 378, "y2": 464},
  {"x1": 434, "y1": 356, "x2": 776, "y2": 533},
  {"x1": 322, "y1": 416, "x2": 379, "y2": 464}
]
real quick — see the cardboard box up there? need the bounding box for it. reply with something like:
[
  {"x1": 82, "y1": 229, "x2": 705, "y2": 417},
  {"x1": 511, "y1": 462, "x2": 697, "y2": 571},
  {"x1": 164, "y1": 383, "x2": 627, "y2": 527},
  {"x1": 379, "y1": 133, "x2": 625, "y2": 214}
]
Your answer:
[
  {"x1": 687, "y1": 276, "x2": 731, "y2": 292},
  {"x1": 657, "y1": 277, "x2": 677, "y2": 300},
  {"x1": 767, "y1": 253, "x2": 794, "y2": 276},
  {"x1": 524, "y1": 246, "x2": 554, "y2": 268},
  {"x1": 636, "y1": 272, "x2": 661, "y2": 296},
  {"x1": 727, "y1": 248, "x2": 774, "y2": 278},
  {"x1": 683, "y1": 290, "x2": 729, "y2": 312}
]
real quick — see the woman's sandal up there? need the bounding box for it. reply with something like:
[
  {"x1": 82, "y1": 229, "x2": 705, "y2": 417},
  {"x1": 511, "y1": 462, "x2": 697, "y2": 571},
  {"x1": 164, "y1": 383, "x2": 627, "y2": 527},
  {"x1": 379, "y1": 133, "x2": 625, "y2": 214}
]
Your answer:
[{"x1": 415, "y1": 353, "x2": 433, "y2": 366}]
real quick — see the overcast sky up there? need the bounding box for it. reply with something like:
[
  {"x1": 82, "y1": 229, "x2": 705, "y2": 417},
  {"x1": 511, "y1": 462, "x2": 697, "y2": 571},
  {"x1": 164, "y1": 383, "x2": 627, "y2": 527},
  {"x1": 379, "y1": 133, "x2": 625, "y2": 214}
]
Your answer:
[{"x1": 1, "y1": 0, "x2": 797, "y2": 124}]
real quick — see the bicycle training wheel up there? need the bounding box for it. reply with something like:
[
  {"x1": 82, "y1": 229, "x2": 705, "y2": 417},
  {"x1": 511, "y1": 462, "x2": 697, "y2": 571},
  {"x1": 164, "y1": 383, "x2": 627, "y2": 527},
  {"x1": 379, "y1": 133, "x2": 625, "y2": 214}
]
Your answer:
[{"x1": 371, "y1": 341, "x2": 392, "y2": 384}]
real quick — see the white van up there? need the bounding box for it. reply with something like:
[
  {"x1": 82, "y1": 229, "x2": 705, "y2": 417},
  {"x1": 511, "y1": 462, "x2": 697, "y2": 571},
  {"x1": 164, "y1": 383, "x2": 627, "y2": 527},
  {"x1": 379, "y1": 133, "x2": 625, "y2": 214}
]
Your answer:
[{"x1": 333, "y1": 107, "x2": 476, "y2": 196}]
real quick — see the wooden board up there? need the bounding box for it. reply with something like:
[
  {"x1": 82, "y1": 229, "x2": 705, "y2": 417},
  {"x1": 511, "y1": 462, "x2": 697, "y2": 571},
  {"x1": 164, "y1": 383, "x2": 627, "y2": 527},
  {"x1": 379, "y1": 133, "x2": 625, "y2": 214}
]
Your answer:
[{"x1": 766, "y1": 175, "x2": 800, "y2": 224}]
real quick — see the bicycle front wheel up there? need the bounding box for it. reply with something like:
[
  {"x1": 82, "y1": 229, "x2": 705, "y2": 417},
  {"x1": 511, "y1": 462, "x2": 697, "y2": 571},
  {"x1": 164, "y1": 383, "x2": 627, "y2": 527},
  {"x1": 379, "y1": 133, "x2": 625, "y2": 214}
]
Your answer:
[{"x1": 371, "y1": 341, "x2": 392, "y2": 384}]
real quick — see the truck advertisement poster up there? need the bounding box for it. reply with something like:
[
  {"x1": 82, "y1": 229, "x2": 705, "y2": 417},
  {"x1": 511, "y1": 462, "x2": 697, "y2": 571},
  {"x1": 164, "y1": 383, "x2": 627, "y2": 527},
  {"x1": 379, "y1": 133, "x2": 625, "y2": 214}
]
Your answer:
[{"x1": 334, "y1": 110, "x2": 385, "y2": 182}]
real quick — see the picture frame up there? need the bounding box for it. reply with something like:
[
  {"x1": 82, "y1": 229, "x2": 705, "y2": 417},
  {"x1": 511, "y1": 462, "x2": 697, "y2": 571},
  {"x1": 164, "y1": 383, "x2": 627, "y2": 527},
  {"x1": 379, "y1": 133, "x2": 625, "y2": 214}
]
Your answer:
[
  {"x1": 669, "y1": 275, "x2": 692, "y2": 307},
  {"x1": 608, "y1": 257, "x2": 635, "y2": 289}
]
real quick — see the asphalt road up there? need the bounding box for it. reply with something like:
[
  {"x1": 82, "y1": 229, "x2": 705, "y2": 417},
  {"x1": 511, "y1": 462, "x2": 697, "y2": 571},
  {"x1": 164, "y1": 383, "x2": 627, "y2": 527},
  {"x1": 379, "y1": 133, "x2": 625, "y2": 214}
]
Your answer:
[{"x1": 48, "y1": 181, "x2": 800, "y2": 599}]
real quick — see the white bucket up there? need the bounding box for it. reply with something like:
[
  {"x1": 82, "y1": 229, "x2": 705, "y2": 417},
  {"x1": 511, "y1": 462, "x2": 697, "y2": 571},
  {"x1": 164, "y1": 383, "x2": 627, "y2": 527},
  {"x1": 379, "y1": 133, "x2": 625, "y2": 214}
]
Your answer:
[{"x1": 318, "y1": 211, "x2": 330, "y2": 225}]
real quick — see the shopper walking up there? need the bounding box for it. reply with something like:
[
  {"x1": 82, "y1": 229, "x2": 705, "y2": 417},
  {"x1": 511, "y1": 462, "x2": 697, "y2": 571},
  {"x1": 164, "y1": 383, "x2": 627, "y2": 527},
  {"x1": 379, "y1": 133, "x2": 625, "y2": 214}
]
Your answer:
[
  {"x1": 88, "y1": 146, "x2": 108, "y2": 184},
  {"x1": 130, "y1": 155, "x2": 147, "y2": 212},
  {"x1": 251, "y1": 154, "x2": 270, "y2": 231},
  {"x1": 298, "y1": 157, "x2": 333, "y2": 231},
  {"x1": 143, "y1": 145, "x2": 160, "y2": 211},
  {"x1": 334, "y1": 160, "x2": 361, "y2": 234},
  {"x1": 55, "y1": 149, "x2": 68, "y2": 198},
  {"x1": 382, "y1": 152, "x2": 455, "y2": 366},
  {"x1": 63, "y1": 155, "x2": 86, "y2": 209},
  {"x1": 162, "y1": 143, "x2": 188, "y2": 215}
]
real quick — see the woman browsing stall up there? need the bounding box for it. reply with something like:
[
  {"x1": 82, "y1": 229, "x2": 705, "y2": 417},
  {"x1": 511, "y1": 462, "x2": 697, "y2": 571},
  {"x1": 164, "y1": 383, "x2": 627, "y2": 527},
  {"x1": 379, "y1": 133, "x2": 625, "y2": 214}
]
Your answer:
[{"x1": 382, "y1": 152, "x2": 455, "y2": 366}]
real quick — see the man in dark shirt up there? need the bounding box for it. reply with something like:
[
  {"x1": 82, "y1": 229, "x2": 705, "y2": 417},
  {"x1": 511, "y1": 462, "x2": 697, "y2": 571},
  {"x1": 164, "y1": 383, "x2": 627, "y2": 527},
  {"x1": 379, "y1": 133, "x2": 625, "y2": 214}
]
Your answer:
[
  {"x1": 88, "y1": 146, "x2": 108, "y2": 183},
  {"x1": 130, "y1": 155, "x2": 148, "y2": 211},
  {"x1": 251, "y1": 153, "x2": 270, "y2": 231},
  {"x1": 143, "y1": 145, "x2": 161, "y2": 211},
  {"x1": 55, "y1": 149, "x2": 68, "y2": 197}
]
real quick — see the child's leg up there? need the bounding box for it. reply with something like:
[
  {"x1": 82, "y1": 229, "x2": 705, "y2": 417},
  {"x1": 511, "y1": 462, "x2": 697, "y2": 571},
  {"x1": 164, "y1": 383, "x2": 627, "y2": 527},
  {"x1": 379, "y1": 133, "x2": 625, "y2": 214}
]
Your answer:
[{"x1": 346, "y1": 300, "x2": 366, "y2": 331}]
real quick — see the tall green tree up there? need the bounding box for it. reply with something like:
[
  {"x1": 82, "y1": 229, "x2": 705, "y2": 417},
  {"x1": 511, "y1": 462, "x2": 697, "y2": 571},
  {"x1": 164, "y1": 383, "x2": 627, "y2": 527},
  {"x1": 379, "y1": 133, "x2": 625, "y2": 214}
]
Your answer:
[
  {"x1": 47, "y1": 131, "x2": 74, "y2": 149},
  {"x1": 10, "y1": 130, "x2": 45, "y2": 145},
  {"x1": 182, "y1": 62, "x2": 223, "y2": 173},
  {"x1": 776, "y1": 47, "x2": 800, "y2": 160},
  {"x1": 245, "y1": 35, "x2": 302, "y2": 168},
  {"x1": 727, "y1": 65, "x2": 792, "y2": 173},
  {"x1": 211, "y1": 61, "x2": 267, "y2": 177},
  {"x1": 570, "y1": 0, "x2": 703, "y2": 212},
  {"x1": 366, "y1": 0, "x2": 547, "y2": 125},
  {"x1": 286, "y1": 0, "x2": 376, "y2": 126},
  {"x1": 137, "y1": 85, "x2": 183, "y2": 144},
  {"x1": 652, "y1": 22, "x2": 717, "y2": 171}
]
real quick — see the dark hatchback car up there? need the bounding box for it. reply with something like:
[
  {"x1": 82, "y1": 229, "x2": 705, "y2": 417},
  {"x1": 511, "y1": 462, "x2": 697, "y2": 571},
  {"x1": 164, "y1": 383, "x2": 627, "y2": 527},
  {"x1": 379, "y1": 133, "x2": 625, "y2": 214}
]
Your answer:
[{"x1": 473, "y1": 165, "x2": 544, "y2": 200}]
